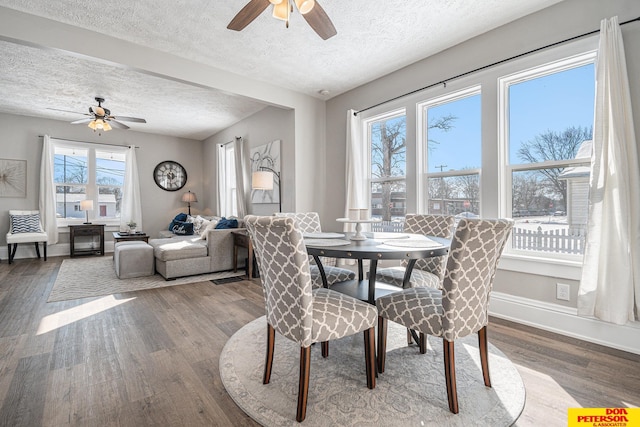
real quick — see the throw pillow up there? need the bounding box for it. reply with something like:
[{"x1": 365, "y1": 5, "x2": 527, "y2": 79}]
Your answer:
[
  {"x1": 170, "y1": 220, "x2": 194, "y2": 235},
  {"x1": 200, "y1": 219, "x2": 220, "y2": 240},
  {"x1": 198, "y1": 218, "x2": 211, "y2": 237},
  {"x1": 214, "y1": 217, "x2": 238, "y2": 229},
  {"x1": 11, "y1": 213, "x2": 42, "y2": 233},
  {"x1": 174, "y1": 213, "x2": 188, "y2": 222}
]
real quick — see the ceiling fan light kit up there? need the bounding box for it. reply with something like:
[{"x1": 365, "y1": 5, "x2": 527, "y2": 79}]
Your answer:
[{"x1": 228, "y1": 0, "x2": 335, "y2": 40}]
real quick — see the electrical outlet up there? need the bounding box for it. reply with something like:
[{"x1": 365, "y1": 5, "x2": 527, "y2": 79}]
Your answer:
[{"x1": 556, "y1": 283, "x2": 570, "y2": 301}]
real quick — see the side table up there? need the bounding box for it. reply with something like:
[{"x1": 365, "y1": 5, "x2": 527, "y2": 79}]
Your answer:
[
  {"x1": 231, "y1": 230, "x2": 256, "y2": 279},
  {"x1": 69, "y1": 224, "x2": 105, "y2": 257}
]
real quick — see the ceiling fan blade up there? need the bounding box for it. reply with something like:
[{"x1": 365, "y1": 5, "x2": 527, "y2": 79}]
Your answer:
[
  {"x1": 47, "y1": 107, "x2": 89, "y2": 116},
  {"x1": 110, "y1": 116, "x2": 146, "y2": 123},
  {"x1": 228, "y1": 0, "x2": 271, "y2": 31},
  {"x1": 108, "y1": 120, "x2": 130, "y2": 130},
  {"x1": 70, "y1": 118, "x2": 94, "y2": 125},
  {"x1": 302, "y1": 1, "x2": 337, "y2": 40}
]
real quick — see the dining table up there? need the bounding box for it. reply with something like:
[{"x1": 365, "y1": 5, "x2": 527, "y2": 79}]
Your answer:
[{"x1": 304, "y1": 231, "x2": 450, "y2": 304}]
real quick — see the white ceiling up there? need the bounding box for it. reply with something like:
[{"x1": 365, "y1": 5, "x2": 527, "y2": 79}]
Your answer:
[{"x1": 0, "y1": 0, "x2": 563, "y2": 140}]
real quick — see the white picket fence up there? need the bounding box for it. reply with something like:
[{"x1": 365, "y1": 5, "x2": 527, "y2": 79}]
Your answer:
[
  {"x1": 372, "y1": 221, "x2": 586, "y2": 254},
  {"x1": 511, "y1": 226, "x2": 586, "y2": 254}
]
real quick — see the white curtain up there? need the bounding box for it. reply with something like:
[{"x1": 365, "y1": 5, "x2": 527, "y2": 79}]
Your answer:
[
  {"x1": 577, "y1": 16, "x2": 640, "y2": 325},
  {"x1": 234, "y1": 136, "x2": 249, "y2": 218},
  {"x1": 344, "y1": 109, "x2": 368, "y2": 221},
  {"x1": 39, "y1": 135, "x2": 59, "y2": 244},
  {"x1": 119, "y1": 146, "x2": 143, "y2": 232}
]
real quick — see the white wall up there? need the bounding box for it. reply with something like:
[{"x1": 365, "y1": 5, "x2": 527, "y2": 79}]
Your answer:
[
  {"x1": 0, "y1": 112, "x2": 204, "y2": 258},
  {"x1": 203, "y1": 106, "x2": 295, "y2": 216},
  {"x1": 324, "y1": 0, "x2": 640, "y2": 353}
]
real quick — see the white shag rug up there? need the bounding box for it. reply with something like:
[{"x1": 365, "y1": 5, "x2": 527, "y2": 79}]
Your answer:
[
  {"x1": 48, "y1": 256, "x2": 245, "y2": 302},
  {"x1": 220, "y1": 316, "x2": 525, "y2": 426}
]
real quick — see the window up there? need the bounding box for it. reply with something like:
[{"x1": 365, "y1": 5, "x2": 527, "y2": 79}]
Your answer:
[
  {"x1": 418, "y1": 86, "x2": 481, "y2": 218},
  {"x1": 53, "y1": 141, "x2": 126, "y2": 224},
  {"x1": 500, "y1": 53, "x2": 595, "y2": 257},
  {"x1": 367, "y1": 110, "x2": 406, "y2": 222},
  {"x1": 218, "y1": 143, "x2": 237, "y2": 217}
]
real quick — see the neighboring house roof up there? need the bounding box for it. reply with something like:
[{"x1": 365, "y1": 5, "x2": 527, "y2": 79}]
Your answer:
[{"x1": 559, "y1": 140, "x2": 592, "y2": 180}]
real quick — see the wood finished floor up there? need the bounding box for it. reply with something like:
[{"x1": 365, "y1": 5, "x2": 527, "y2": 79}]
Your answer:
[{"x1": 0, "y1": 257, "x2": 638, "y2": 426}]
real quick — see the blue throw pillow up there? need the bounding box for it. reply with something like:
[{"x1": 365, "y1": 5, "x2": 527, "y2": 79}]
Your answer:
[
  {"x1": 173, "y1": 213, "x2": 188, "y2": 222},
  {"x1": 170, "y1": 220, "x2": 194, "y2": 235},
  {"x1": 214, "y1": 217, "x2": 238, "y2": 229}
]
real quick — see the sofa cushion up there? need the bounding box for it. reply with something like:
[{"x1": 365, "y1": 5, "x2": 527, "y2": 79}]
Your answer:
[{"x1": 150, "y1": 238, "x2": 207, "y2": 262}]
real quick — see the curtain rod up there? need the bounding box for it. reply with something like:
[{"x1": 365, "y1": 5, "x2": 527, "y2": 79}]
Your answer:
[
  {"x1": 37, "y1": 135, "x2": 139, "y2": 148},
  {"x1": 220, "y1": 136, "x2": 242, "y2": 147},
  {"x1": 354, "y1": 15, "x2": 640, "y2": 116}
]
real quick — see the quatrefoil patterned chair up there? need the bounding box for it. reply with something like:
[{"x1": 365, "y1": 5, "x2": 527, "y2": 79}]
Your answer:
[
  {"x1": 376, "y1": 218, "x2": 514, "y2": 414},
  {"x1": 374, "y1": 214, "x2": 455, "y2": 289},
  {"x1": 274, "y1": 212, "x2": 356, "y2": 288},
  {"x1": 6, "y1": 210, "x2": 48, "y2": 264},
  {"x1": 244, "y1": 215, "x2": 377, "y2": 422}
]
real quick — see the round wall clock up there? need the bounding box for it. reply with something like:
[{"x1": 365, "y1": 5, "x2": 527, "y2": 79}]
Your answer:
[{"x1": 153, "y1": 161, "x2": 187, "y2": 191}]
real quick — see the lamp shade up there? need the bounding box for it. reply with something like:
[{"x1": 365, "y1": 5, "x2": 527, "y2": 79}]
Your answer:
[
  {"x1": 252, "y1": 171, "x2": 274, "y2": 190},
  {"x1": 80, "y1": 200, "x2": 94, "y2": 211},
  {"x1": 181, "y1": 191, "x2": 198, "y2": 203},
  {"x1": 295, "y1": 0, "x2": 315, "y2": 14}
]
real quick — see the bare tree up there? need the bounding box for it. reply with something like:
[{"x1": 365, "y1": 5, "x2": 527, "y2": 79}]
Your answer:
[
  {"x1": 516, "y1": 126, "x2": 592, "y2": 209},
  {"x1": 372, "y1": 115, "x2": 457, "y2": 220}
]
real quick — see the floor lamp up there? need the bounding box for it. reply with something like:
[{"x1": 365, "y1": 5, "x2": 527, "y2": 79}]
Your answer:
[{"x1": 252, "y1": 167, "x2": 282, "y2": 213}]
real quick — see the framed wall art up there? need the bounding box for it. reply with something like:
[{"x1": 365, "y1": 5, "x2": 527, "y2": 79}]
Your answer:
[
  {"x1": 250, "y1": 140, "x2": 281, "y2": 205},
  {"x1": 0, "y1": 159, "x2": 27, "y2": 198}
]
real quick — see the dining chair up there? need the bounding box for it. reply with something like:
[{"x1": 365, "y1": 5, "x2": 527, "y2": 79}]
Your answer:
[
  {"x1": 274, "y1": 212, "x2": 356, "y2": 288},
  {"x1": 244, "y1": 215, "x2": 377, "y2": 422},
  {"x1": 6, "y1": 210, "x2": 48, "y2": 264},
  {"x1": 376, "y1": 218, "x2": 514, "y2": 414},
  {"x1": 374, "y1": 213, "x2": 455, "y2": 289}
]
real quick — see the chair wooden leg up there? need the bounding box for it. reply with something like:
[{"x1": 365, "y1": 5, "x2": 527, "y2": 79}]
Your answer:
[
  {"x1": 44, "y1": 242, "x2": 47, "y2": 261},
  {"x1": 296, "y1": 346, "x2": 311, "y2": 422},
  {"x1": 263, "y1": 324, "x2": 275, "y2": 384},
  {"x1": 34, "y1": 242, "x2": 41, "y2": 259},
  {"x1": 364, "y1": 327, "x2": 376, "y2": 389},
  {"x1": 9, "y1": 244, "x2": 17, "y2": 264},
  {"x1": 377, "y1": 316, "x2": 387, "y2": 373},
  {"x1": 407, "y1": 328, "x2": 412, "y2": 345},
  {"x1": 478, "y1": 326, "x2": 491, "y2": 387},
  {"x1": 443, "y1": 340, "x2": 458, "y2": 414},
  {"x1": 7, "y1": 244, "x2": 11, "y2": 264},
  {"x1": 321, "y1": 341, "x2": 329, "y2": 358},
  {"x1": 419, "y1": 332, "x2": 427, "y2": 354}
]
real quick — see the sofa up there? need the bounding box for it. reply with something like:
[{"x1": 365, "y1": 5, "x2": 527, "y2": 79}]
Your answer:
[{"x1": 148, "y1": 215, "x2": 246, "y2": 280}]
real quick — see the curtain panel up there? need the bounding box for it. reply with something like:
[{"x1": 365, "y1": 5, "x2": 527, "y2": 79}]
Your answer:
[{"x1": 39, "y1": 135, "x2": 59, "y2": 245}]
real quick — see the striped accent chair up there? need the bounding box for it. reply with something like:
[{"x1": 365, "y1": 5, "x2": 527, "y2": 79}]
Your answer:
[
  {"x1": 376, "y1": 218, "x2": 514, "y2": 414},
  {"x1": 274, "y1": 212, "x2": 356, "y2": 288},
  {"x1": 245, "y1": 215, "x2": 377, "y2": 422},
  {"x1": 374, "y1": 214, "x2": 455, "y2": 289},
  {"x1": 6, "y1": 210, "x2": 48, "y2": 264}
]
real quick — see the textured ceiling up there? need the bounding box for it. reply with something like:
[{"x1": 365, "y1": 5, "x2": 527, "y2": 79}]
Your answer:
[{"x1": 0, "y1": 0, "x2": 563, "y2": 140}]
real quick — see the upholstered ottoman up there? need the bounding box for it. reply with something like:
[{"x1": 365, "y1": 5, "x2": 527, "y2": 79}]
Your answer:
[{"x1": 114, "y1": 241, "x2": 155, "y2": 279}]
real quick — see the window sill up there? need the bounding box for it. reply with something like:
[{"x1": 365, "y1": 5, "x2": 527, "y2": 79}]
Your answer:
[{"x1": 498, "y1": 252, "x2": 582, "y2": 281}]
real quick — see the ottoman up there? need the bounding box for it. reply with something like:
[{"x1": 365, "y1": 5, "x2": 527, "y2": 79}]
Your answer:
[{"x1": 114, "y1": 241, "x2": 155, "y2": 279}]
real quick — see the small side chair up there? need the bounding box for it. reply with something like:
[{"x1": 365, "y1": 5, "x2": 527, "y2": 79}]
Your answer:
[
  {"x1": 245, "y1": 215, "x2": 377, "y2": 422},
  {"x1": 6, "y1": 210, "x2": 48, "y2": 264},
  {"x1": 376, "y1": 218, "x2": 514, "y2": 414}
]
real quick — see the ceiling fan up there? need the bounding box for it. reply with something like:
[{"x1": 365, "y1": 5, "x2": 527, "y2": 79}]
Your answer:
[
  {"x1": 50, "y1": 97, "x2": 147, "y2": 132},
  {"x1": 228, "y1": 0, "x2": 337, "y2": 40}
]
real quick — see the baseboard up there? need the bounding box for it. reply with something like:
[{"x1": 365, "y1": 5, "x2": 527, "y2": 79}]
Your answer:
[{"x1": 489, "y1": 291, "x2": 640, "y2": 355}]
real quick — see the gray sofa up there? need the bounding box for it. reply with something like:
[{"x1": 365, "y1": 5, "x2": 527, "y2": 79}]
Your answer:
[{"x1": 149, "y1": 228, "x2": 246, "y2": 279}]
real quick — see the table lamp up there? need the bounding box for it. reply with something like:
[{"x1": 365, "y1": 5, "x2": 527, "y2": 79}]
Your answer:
[
  {"x1": 181, "y1": 190, "x2": 197, "y2": 215},
  {"x1": 252, "y1": 167, "x2": 281, "y2": 212},
  {"x1": 80, "y1": 199, "x2": 93, "y2": 224}
]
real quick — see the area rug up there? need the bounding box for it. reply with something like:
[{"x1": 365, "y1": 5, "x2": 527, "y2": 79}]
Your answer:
[
  {"x1": 220, "y1": 317, "x2": 525, "y2": 426},
  {"x1": 48, "y1": 256, "x2": 245, "y2": 302}
]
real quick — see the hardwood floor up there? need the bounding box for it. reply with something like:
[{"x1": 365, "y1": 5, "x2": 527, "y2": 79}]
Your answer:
[{"x1": 0, "y1": 257, "x2": 638, "y2": 426}]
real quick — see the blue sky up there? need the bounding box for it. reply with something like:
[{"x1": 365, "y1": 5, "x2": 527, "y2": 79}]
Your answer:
[{"x1": 426, "y1": 63, "x2": 595, "y2": 171}]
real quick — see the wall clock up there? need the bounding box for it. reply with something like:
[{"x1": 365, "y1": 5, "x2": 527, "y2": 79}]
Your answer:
[{"x1": 153, "y1": 161, "x2": 187, "y2": 191}]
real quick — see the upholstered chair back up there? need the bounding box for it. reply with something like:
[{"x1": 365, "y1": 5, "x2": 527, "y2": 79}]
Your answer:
[
  {"x1": 401, "y1": 214, "x2": 455, "y2": 279},
  {"x1": 441, "y1": 218, "x2": 513, "y2": 341},
  {"x1": 274, "y1": 212, "x2": 322, "y2": 234},
  {"x1": 244, "y1": 215, "x2": 314, "y2": 347}
]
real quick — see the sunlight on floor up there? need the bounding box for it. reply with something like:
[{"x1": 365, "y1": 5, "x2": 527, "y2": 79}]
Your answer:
[{"x1": 37, "y1": 295, "x2": 135, "y2": 335}]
